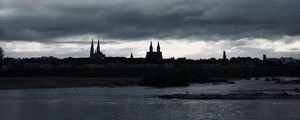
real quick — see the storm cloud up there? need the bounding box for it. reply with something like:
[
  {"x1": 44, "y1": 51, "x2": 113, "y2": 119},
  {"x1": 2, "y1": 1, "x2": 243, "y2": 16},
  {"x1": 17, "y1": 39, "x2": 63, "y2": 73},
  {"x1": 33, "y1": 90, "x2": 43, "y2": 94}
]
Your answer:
[{"x1": 1, "y1": 0, "x2": 300, "y2": 41}]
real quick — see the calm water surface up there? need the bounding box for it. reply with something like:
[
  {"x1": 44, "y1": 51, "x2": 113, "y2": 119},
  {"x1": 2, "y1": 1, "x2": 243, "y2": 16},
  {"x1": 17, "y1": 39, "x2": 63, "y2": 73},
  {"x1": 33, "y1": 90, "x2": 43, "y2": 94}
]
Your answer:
[{"x1": 0, "y1": 78, "x2": 300, "y2": 120}]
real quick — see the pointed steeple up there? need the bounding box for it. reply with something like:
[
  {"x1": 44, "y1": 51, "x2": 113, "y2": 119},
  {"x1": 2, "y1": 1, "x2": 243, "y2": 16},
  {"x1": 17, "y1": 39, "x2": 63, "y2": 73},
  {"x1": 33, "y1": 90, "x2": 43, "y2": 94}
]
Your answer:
[
  {"x1": 157, "y1": 40, "x2": 160, "y2": 52},
  {"x1": 96, "y1": 38, "x2": 100, "y2": 53},
  {"x1": 130, "y1": 52, "x2": 133, "y2": 59},
  {"x1": 90, "y1": 38, "x2": 94, "y2": 58},
  {"x1": 149, "y1": 41, "x2": 153, "y2": 52},
  {"x1": 223, "y1": 50, "x2": 227, "y2": 60}
]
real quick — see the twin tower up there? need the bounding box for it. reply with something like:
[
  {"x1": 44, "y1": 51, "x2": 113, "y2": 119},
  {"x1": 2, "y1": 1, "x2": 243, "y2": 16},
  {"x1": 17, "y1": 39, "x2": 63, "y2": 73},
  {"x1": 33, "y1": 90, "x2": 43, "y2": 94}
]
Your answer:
[
  {"x1": 145, "y1": 41, "x2": 163, "y2": 61},
  {"x1": 90, "y1": 38, "x2": 105, "y2": 60},
  {"x1": 90, "y1": 38, "x2": 163, "y2": 61}
]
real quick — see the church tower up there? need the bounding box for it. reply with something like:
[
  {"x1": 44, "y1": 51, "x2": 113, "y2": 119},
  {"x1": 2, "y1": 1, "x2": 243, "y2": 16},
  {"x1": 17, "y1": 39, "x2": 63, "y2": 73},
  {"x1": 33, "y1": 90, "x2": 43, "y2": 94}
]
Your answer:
[
  {"x1": 157, "y1": 41, "x2": 160, "y2": 52},
  {"x1": 96, "y1": 39, "x2": 100, "y2": 53},
  {"x1": 223, "y1": 50, "x2": 227, "y2": 60},
  {"x1": 90, "y1": 34, "x2": 105, "y2": 60},
  {"x1": 90, "y1": 38, "x2": 94, "y2": 59},
  {"x1": 146, "y1": 40, "x2": 162, "y2": 61},
  {"x1": 263, "y1": 54, "x2": 266, "y2": 61},
  {"x1": 149, "y1": 41, "x2": 153, "y2": 52},
  {"x1": 130, "y1": 52, "x2": 133, "y2": 59}
]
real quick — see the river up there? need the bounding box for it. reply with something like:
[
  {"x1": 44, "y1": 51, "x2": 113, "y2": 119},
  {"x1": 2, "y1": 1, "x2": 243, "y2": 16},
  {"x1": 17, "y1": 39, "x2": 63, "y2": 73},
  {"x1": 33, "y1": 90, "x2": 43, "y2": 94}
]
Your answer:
[{"x1": 0, "y1": 78, "x2": 300, "y2": 120}]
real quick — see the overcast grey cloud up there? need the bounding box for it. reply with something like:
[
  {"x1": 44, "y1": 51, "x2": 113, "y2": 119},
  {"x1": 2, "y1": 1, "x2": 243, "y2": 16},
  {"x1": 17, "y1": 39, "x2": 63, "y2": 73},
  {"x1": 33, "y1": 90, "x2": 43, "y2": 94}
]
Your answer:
[
  {"x1": 0, "y1": 0, "x2": 300, "y2": 59},
  {"x1": 1, "y1": 0, "x2": 300, "y2": 41}
]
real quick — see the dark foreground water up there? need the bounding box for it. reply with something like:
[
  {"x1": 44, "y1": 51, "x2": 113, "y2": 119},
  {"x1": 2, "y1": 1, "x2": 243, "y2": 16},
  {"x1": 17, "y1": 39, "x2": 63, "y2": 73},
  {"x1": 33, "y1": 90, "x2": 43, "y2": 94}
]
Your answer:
[{"x1": 0, "y1": 78, "x2": 300, "y2": 120}]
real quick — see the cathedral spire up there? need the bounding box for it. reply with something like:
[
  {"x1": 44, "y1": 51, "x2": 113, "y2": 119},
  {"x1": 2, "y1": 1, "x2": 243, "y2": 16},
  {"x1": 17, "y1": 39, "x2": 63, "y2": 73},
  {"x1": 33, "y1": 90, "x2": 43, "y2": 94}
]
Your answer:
[
  {"x1": 130, "y1": 52, "x2": 133, "y2": 59},
  {"x1": 157, "y1": 40, "x2": 160, "y2": 52},
  {"x1": 149, "y1": 41, "x2": 153, "y2": 52},
  {"x1": 90, "y1": 38, "x2": 94, "y2": 58},
  {"x1": 96, "y1": 35, "x2": 100, "y2": 53},
  {"x1": 223, "y1": 50, "x2": 227, "y2": 60}
]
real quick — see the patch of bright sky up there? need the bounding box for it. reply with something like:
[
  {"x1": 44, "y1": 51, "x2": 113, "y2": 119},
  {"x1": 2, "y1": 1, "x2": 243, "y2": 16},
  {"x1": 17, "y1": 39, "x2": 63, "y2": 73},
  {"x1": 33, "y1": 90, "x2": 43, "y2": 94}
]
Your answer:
[{"x1": 0, "y1": 35, "x2": 300, "y2": 59}]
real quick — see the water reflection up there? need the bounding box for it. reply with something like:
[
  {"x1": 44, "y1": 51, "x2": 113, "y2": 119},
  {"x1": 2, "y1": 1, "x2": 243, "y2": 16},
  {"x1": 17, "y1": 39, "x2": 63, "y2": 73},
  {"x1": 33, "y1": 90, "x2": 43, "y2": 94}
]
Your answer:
[{"x1": 0, "y1": 79, "x2": 300, "y2": 120}]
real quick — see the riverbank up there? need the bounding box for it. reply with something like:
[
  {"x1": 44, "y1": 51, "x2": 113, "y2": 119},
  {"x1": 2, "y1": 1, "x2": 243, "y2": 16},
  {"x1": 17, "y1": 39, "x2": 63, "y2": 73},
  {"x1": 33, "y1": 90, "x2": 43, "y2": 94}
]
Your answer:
[
  {"x1": 0, "y1": 75, "x2": 240, "y2": 90},
  {"x1": 158, "y1": 92, "x2": 300, "y2": 100},
  {"x1": 0, "y1": 76, "x2": 299, "y2": 90},
  {"x1": 0, "y1": 77, "x2": 143, "y2": 90}
]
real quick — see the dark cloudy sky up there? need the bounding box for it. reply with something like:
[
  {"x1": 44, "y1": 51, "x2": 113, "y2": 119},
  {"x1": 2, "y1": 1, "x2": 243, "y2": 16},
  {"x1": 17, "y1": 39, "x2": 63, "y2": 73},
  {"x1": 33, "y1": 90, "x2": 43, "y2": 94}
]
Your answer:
[{"x1": 0, "y1": 0, "x2": 300, "y2": 59}]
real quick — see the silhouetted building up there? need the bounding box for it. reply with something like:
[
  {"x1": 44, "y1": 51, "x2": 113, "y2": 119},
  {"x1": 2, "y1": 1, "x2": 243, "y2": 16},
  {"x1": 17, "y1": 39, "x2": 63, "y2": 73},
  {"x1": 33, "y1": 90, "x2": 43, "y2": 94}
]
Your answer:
[
  {"x1": 130, "y1": 53, "x2": 133, "y2": 59},
  {"x1": 90, "y1": 37, "x2": 105, "y2": 60},
  {"x1": 90, "y1": 38, "x2": 94, "y2": 58},
  {"x1": 223, "y1": 51, "x2": 227, "y2": 60},
  {"x1": 0, "y1": 47, "x2": 3, "y2": 60},
  {"x1": 263, "y1": 54, "x2": 266, "y2": 61},
  {"x1": 280, "y1": 57, "x2": 296, "y2": 64},
  {"x1": 146, "y1": 41, "x2": 162, "y2": 61}
]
